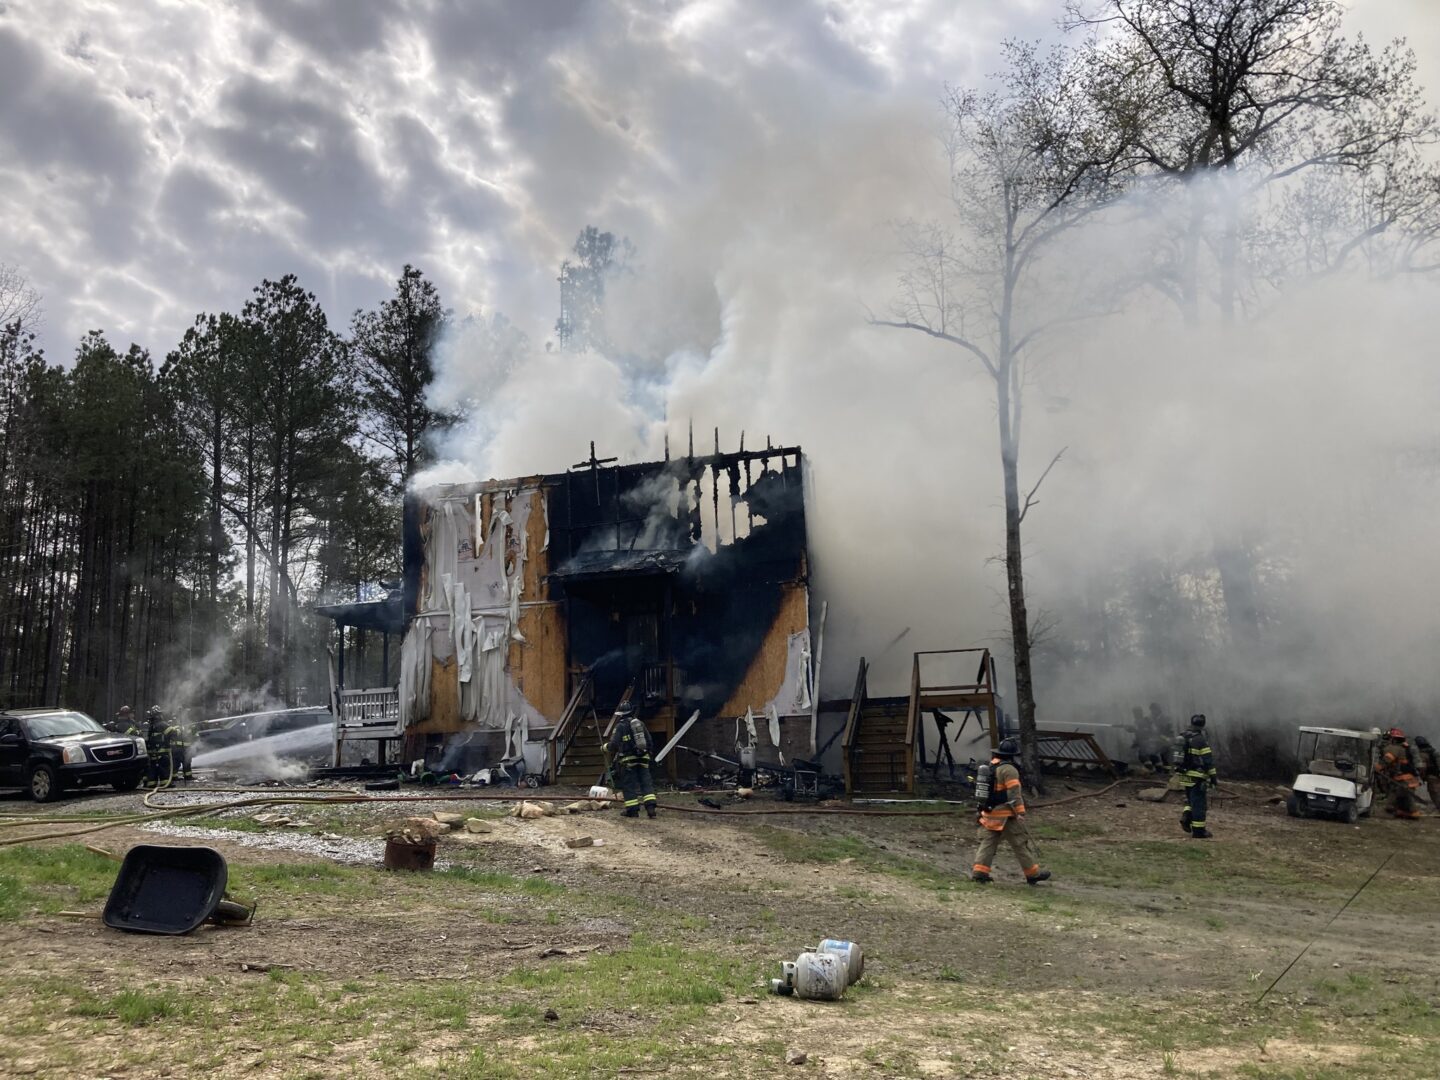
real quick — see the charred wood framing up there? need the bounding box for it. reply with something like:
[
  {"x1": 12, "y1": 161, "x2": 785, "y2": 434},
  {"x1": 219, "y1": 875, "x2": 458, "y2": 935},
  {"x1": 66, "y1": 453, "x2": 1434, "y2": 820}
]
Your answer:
[{"x1": 378, "y1": 439, "x2": 812, "y2": 779}]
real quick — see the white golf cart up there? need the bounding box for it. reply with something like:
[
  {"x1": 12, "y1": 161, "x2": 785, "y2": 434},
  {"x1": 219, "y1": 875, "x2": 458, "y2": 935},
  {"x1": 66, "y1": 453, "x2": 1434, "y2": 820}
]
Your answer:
[{"x1": 1287, "y1": 725, "x2": 1383, "y2": 823}]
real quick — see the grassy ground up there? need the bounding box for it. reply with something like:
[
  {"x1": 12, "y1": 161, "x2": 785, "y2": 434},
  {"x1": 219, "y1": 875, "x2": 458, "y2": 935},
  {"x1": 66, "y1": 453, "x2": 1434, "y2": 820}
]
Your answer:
[{"x1": 1, "y1": 782, "x2": 1437, "y2": 1078}]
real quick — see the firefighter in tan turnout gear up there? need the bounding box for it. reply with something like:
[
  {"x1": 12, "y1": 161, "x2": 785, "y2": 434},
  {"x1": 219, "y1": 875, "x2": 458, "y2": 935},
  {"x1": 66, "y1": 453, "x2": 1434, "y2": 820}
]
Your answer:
[
  {"x1": 607, "y1": 702, "x2": 658, "y2": 819},
  {"x1": 1414, "y1": 736, "x2": 1440, "y2": 808},
  {"x1": 1377, "y1": 727, "x2": 1422, "y2": 819},
  {"x1": 971, "y1": 738, "x2": 1050, "y2": 885}
]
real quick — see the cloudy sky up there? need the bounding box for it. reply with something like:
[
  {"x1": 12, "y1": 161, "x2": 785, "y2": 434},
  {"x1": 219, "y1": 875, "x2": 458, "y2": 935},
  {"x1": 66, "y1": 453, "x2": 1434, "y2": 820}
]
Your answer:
[
  {"x1": 4, "y1": 0, "x2": 1438, "y2": 706},
  {"x1": 0, "y1": 0, "x2": 1066, "y2": 360},
  {"x1": 4, "y1": 0, "x2": 1431, "y2": 361}
]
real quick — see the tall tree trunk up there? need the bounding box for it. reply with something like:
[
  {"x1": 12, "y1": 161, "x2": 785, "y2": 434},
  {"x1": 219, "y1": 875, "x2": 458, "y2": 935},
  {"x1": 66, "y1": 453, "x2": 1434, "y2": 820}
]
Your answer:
[
  {"x1": 1218, "y1": 178, "x2": 1239, "y2": 325},
  {"x1": 244, "y1": 429, "x2": 256, "y2": 681},
  {"x1": 210, "y1": 403, "x2": 224, "y2": 603},
  {"x1": 996, "y1": 364, "x2": 1042, "y2": 790},
  {"x1": 43, "y1": 510, "x2": 67, "y2": 706},
  {"x1": 1179, "y1": 181, "x2": 1205, "y2": 325},
  {"x1": 267, "y1": 432, "x2": 285, "y2": 694}
]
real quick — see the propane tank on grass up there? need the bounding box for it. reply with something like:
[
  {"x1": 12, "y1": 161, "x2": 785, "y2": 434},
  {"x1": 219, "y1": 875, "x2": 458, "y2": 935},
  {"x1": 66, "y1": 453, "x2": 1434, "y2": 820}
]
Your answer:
[
  {"x1": 770, "y1": 960, "x2": 798, "y2": 996},
  {"x1": 817, "y1": 939, "x2": 864, "y2": 986},
  {"x1": 769, "y1": 952, "x2": 846, "y2": 1000},
  {"x1": 793, "y1": 950, "x2": 847, "y2": 1000}
]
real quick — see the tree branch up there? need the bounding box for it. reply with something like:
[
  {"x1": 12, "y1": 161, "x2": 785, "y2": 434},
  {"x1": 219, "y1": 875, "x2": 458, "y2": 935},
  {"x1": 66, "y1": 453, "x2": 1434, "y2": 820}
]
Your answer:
[
  {"x1": 1017, "y1": 447, "x2": 1067, "y2": 525},
  {"x1": 868, "y1": 318, "x2": 998, "y2": 378}
]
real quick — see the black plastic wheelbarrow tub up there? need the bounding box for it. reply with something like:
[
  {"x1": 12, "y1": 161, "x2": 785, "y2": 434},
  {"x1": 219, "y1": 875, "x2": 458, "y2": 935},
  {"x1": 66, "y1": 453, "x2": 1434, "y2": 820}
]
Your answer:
[{"x1": 103, "y1": 845, "x2": 229, "y2": 935}]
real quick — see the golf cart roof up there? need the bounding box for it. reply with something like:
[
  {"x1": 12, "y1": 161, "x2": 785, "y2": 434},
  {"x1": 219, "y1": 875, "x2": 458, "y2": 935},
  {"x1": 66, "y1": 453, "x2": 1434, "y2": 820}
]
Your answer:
[{"x1": 1298, "y1": 726, "x2": 1383, "y2": 740}]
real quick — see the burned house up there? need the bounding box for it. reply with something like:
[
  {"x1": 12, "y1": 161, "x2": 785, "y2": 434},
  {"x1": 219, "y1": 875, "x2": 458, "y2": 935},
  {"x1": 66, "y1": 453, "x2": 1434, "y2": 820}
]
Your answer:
[
  {"x1": 381, "y1": 441, "x2": 817, "y2": 781},
  {"x1": 318, "y1": 440, "x2": 1025, "y2": 795}
]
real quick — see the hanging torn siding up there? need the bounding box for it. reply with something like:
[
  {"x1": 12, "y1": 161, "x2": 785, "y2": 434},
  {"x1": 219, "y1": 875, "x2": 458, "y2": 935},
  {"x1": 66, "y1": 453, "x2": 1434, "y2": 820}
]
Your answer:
[
  {"x1": 399, "y1": 482, "x2": 562, "y2": 742},
  {"x1": 399, "y1": 440, "x2": 813, "y2": 776}
]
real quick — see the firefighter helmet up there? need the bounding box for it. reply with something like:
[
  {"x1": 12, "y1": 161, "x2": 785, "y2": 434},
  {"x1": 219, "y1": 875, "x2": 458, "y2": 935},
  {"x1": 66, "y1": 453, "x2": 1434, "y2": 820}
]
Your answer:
[
  {"x1": 1189, "y1": 714, "x2": 1206, "y2": 728},
  {"x1": 146, "y1": 705, "x2": 163, "y2": 718},
  {"x1": 996, "y1": 737, "x2": 1020, "y2": 758},
  {"x1": 117, "y1": 705, "x2": 133, "y2": 717},
  {"x1": 1388, "y1": 726, "x2": 1406, "y2": 741},
  {"x1": 615, "y1": 701, "x2": 634, "y2": 717},
  {"x1": 1416, "y1": 735, "x2": 1431, "y2": 750}
]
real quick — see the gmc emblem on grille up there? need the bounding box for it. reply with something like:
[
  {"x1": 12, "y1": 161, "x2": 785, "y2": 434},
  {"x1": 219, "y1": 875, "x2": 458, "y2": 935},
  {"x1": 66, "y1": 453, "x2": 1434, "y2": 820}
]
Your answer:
[{"x1": 102, "y1": 748, "x2": 122, "y2": 759}]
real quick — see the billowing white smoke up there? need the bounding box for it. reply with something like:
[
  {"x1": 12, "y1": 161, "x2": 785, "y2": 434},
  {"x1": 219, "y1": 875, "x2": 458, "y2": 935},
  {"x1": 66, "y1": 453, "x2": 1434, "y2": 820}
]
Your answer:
[{"x1": 413, "y1": 23, "x2": 1440, "y2": 738}]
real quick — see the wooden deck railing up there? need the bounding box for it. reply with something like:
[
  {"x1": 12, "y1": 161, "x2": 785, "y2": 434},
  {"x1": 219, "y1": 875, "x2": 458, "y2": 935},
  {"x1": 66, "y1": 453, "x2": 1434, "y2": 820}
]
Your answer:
[
  {"x1": 546, "y1": 672, "x2": 594, "y2": 783},
  {"x1": 839, "y1": 658, "x2": 868, "y2": 795}
]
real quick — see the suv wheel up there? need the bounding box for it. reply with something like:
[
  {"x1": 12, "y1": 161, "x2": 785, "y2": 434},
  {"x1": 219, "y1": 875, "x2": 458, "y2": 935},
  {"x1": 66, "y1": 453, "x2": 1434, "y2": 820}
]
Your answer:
[{"x1": 28, "y1": 763, "x2": 61, "y2": 802}]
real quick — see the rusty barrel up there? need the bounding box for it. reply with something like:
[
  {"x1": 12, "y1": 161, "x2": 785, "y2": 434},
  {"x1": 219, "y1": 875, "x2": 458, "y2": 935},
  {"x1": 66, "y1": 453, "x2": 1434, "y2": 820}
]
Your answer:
[{"x1": 383, "y1": 838, "x2": 436, "y2": 871}]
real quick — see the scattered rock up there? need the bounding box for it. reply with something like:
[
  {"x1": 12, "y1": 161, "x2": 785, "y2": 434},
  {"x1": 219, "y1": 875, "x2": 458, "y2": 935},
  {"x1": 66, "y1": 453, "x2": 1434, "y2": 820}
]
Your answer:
[
  {"x1": 543, "y1": 1008, "x2": 559, "y2": 1022},
  {"x1": 511, "y1": 801, "x2": 554, "y2": 820},
  {"x1": 786, "y1": 1049, "x2": 807, "y2": 1066},
  {"x1": 565, "y1": 836, "x2": 595, "y2": 849},
  {"x1": 381, "y1": 817, "x2": 443, "y2": 844},
  {"x1": 464, "y1": 818, "x2": 492, "y2": 834},
  {"x1": 433, "y1": 812, "x2": 466, "y2": 827}
]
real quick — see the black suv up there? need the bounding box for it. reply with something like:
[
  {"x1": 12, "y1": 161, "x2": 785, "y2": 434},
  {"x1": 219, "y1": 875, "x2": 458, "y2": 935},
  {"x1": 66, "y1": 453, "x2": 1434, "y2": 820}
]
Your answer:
[{"x1": 0, "y1": 708, "x2": 147, "y2": 801}]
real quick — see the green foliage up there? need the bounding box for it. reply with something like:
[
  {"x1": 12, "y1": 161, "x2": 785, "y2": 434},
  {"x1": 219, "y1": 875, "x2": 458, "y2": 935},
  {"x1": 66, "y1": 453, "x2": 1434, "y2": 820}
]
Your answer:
[
  {"x1": 0, "y1": 261, "x2": 443, "y2": 714},
  {"x1": 350, "y1": 264, "x2": 448, "y2": 487}
]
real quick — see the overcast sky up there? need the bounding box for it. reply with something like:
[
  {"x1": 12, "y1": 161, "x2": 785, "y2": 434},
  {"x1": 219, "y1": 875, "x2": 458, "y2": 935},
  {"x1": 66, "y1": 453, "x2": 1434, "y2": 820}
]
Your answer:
[
  {"x1": 0, "y1": 0, "x2": 1055, "y2": 360},
  {"x1": 3, "y1": 1, "x2": 1433, "y2": 363}
]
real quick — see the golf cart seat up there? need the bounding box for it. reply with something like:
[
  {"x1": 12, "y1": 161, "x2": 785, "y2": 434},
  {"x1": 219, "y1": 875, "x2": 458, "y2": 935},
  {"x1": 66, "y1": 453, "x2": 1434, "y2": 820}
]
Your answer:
[{"x1": 1309, "y1": 758, "x2": 1368, "y2": 782}]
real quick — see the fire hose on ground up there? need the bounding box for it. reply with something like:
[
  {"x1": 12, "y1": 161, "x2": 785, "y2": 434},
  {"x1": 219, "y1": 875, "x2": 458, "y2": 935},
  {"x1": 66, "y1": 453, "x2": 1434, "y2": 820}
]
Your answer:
[{"x1": 0, "y1": 772, "x2": 1277, "y2": 849}]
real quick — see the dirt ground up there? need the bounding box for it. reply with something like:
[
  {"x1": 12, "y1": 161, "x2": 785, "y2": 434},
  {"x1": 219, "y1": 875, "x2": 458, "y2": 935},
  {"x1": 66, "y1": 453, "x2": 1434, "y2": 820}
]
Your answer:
[{"x1": 1, "y1": 778, "x2": 1438, "y2": 1079}]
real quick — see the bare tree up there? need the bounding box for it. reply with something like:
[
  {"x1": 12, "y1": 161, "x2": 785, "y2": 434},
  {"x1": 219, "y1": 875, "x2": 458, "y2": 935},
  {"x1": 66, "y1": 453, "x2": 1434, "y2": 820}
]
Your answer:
[
  {"x1": 1069, "y1": 0, "x2": 1436, "y2": 320},
  {"x1": 0, "y1": 264, "x2": 41, "y2": 335},
  {"x1": 874, "y1": 43, "x2": 1129, "y2": 787}
]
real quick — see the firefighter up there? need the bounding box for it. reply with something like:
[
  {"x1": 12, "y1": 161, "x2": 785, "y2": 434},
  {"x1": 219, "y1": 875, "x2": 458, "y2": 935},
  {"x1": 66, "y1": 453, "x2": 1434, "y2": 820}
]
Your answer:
[
  {"x1": 607, "y1": 703, "x2": 657, "y2": 818},
  {"x1": 112, "y1": 705, "x2": 141, "y2": 737},
  {"x1": 971, "y1": 738, "x2": 1050, "y2": 885},
  {"x1": 1174, "y1": 713, "x2": 1216, "y2": 839},
  {"x1": 167, "y1": 711, "x2": 194, "y2": 782},
  {"x1": 144, "y1": 706, "x2": 173, "y2": 787},
  {"x1": 1377, "y1": 727, "x2": 1421, "y2": 820},
  {"x1": 1130, "y1": 706, "x2": 1165, "y2": 774},
  {"x1": 1414, "y1": 736, "x2": 1440, "y2": 808}
]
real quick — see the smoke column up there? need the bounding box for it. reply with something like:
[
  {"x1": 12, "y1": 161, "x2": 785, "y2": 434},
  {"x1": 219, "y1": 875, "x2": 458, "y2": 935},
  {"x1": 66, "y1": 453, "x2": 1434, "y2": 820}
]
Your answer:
[{"x1": 414, "y1": 7, "x2": 1440, "y2": 747}]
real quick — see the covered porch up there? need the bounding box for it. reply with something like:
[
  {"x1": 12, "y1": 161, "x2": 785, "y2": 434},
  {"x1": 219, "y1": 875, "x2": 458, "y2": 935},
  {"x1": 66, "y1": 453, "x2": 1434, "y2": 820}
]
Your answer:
[{"x1": 315, "y1": 590, "x2": 405, "y2": 767}]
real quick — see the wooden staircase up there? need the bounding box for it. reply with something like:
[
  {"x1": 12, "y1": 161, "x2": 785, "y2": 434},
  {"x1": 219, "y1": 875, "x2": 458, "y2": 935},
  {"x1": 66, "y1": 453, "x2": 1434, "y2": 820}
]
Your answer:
[
  {"x1": 553, "y1": 711, "x2": 609, "y2": 786},
  {"x1": 847, "y1": 698, "x2": 915, "y2": 794},
  {"x1": 547, "y1": 673, "x2": 679, "y2": 787},
  {"x1": 842, "y1": 659, "x2": 917, "y2": 795},
  {"x1": 842, "y1": 649, "x2": 1002, "y2": 797},
  {"x1": 548, "y1": 673, "x2": 608, "y2": 787}
]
